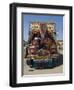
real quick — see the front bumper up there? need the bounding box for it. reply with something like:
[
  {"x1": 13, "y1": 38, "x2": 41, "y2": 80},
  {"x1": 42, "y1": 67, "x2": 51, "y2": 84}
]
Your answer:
[{"x1": 26, "y1": 57, "x2": 58, "y2": 69}]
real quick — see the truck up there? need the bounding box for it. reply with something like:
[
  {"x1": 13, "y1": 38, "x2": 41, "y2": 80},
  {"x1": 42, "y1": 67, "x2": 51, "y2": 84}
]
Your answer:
[{"x1": 25, "y1": 22, "x2": 60, "y2": 69}]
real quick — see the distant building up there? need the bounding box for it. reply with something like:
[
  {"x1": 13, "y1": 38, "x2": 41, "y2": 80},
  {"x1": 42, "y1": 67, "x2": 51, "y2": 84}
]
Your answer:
[{"x1": 57, "y1": 40, "x2": 63, "y2": 50}]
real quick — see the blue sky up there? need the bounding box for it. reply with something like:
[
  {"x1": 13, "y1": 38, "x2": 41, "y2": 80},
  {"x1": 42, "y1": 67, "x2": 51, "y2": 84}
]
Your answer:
[{"x1": 22, "y1": 13, "x2": 63, "y2": 41}]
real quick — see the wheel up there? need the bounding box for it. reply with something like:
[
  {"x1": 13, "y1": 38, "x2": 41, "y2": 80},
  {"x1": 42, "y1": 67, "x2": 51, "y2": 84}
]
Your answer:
[
  {"x1": 26, "y1": 59, "x2": 34, "y2": 67},
  {"x1": 26, "y1": 60, "x2": 31, "y2": 65}
]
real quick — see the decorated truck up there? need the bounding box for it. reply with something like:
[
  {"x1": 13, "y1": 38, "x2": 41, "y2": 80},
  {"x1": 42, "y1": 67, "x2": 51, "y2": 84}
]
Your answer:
[{"x1": 25, "y1": 22, "x2": 59, "y2": 69}]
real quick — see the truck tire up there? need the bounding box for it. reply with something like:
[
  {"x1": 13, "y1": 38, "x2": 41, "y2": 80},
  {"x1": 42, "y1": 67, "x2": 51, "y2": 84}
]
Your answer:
[
  {"x1": 26, "y1": 60, "x2": 31, "y2": 65},
  {"x1": 26, "y1": 59, "x2": 34, "y2": 66}
]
